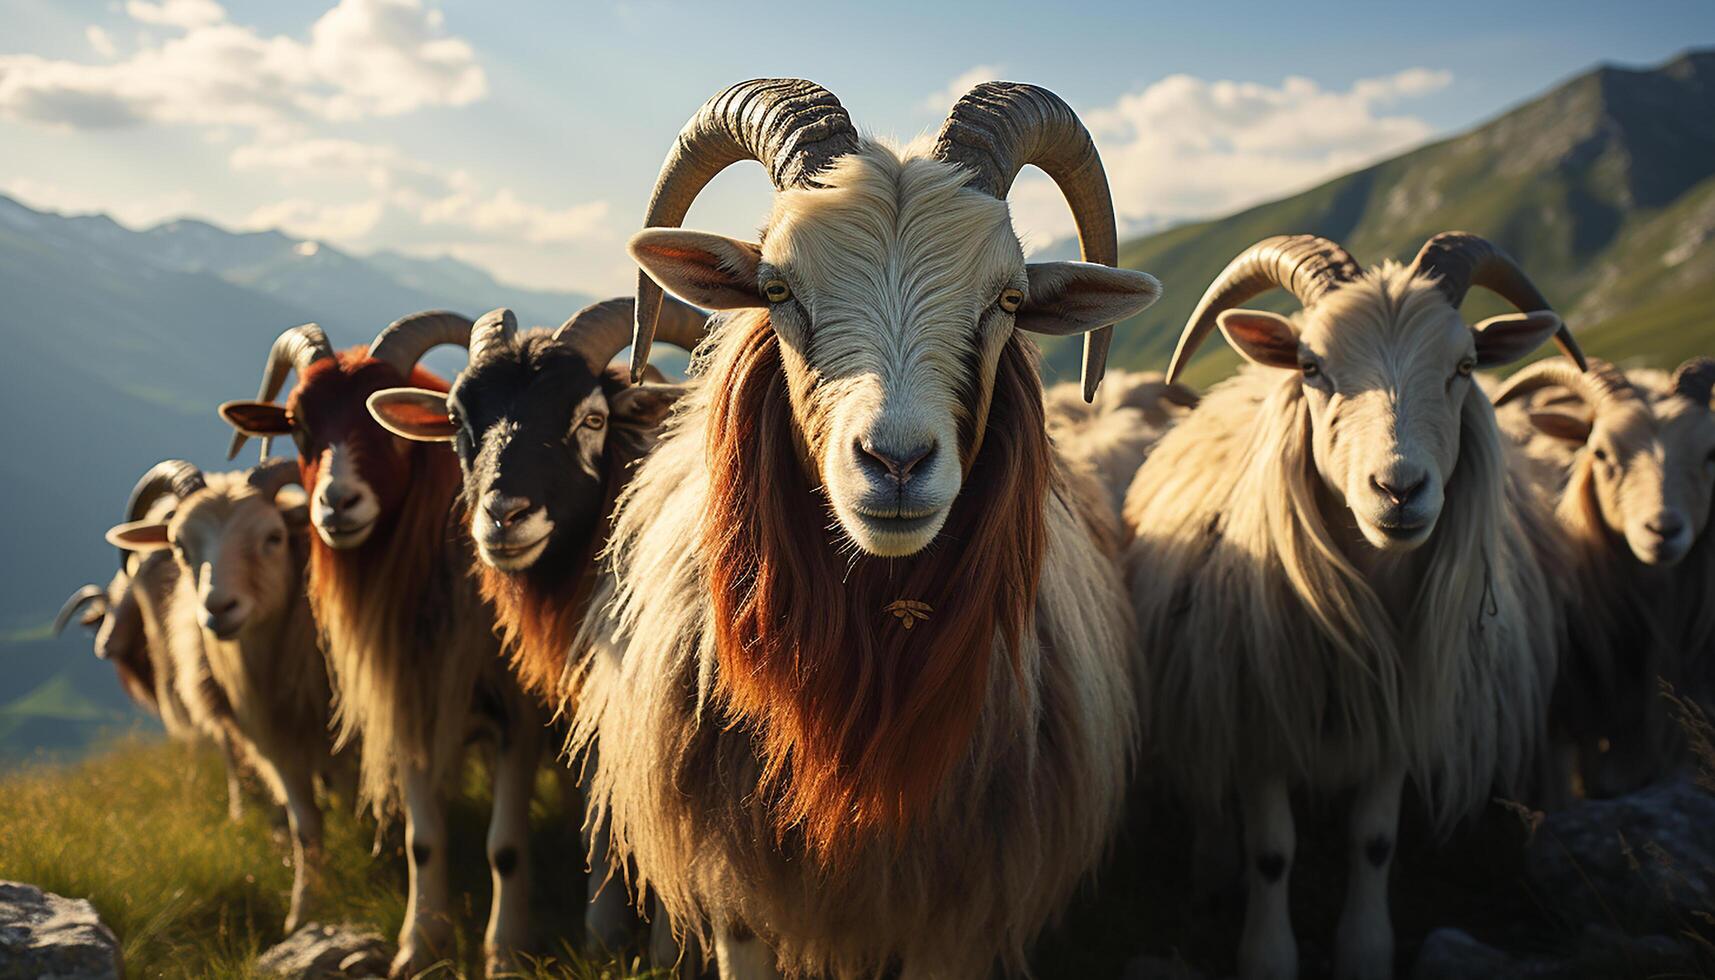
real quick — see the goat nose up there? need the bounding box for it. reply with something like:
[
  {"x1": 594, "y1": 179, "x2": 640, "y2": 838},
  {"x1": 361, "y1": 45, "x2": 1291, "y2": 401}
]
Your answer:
[
  {"x1": 857, "y1": 439, "x2": 936, "y2": 485},
  {"x1": 483, "y1": 493, "x2": 533, "y2": 529},
  {"x1": 205, "y1": 594, "x2": 240, "y2": 617},
  {"x1": 325, "y1": 487, "x2": 363, "y2": 512},
  {"x1": 1646, "y1": 512, "x2": 1686, "y2": 539},
  {"x1": 1371, "y1": 471, "x2": 1427, "y2": 506}
]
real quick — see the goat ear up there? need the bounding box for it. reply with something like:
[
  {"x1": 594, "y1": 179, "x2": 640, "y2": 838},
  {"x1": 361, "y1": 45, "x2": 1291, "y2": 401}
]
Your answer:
[
  {"x1": 105, "y1": 521, "x2": 170, "y2": 552},
  {"x1": 610, "y1": 383, "x2": 688, "y2": 432},
  {"x1": 366, "y1": 388, "x2": 456, "y2": 442},
  {"x1": 1217, "y1": 309, "x2": 1301, "y2": 370},
  {"x1": 629, "y1": 230, "x2": 765, "y2": 310},
  {"x1": 1528, "y1": 409, "x2": 1593, "y2": 444},
  {"x1": 219, "y1": 401, "x2": 292, "y2": 437},
  {"x1": 1474, "y1": 311, "x2": 1564, "y2": 367},
  {"x1": 1016, "y1": 262, "x2": 1162, "y2": 336}
]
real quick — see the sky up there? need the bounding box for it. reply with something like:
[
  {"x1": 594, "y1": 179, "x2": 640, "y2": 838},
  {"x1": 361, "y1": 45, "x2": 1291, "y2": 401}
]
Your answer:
[{"x1": 1, "y1": 0, "x2": 1710, "y2": 297}]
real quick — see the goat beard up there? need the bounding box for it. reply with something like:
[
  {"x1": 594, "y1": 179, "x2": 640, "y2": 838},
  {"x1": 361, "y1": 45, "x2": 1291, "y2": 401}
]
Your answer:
[{"x1": 701, "y1": 313, "x2": 1051, "y2": 866}]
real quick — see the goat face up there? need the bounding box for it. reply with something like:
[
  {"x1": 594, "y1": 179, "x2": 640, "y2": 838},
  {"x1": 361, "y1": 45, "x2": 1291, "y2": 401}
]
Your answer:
[
  {"x1": 108, "y1": 484, "x2": 298, "y2": 639},
  {"x1": 1531, "y1": 378, "x2": 1715, "y2": 566},
  {"x1": 225, "y1": 357, "x2": 421, "y2": 550},
  {"x1": 1222, "y1": 270, "x2": 1564, "y2": 552},
  {"x1": 632, "y1": 146, "x2": 1158, "y2": 558},
  {"x1": 370, "y1": 333, "x2": 677, "y2": 573}
]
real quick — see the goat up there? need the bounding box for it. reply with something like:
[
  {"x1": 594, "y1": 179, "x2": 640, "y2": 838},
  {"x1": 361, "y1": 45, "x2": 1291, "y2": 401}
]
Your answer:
[
  {"x1": 1493, "y1": 356, "x2": 1715, "y2": 797},
  {"x1": 367, "y1": 296, "x2": 706, "y2": 950},
  {"x1": 217, "y1": 314, "x2": 544, "y2": 977},
  {"x1": 1125, "y1": 233, "x2": 1582, "y2": 980},
  {"x1": 61, "y1": 462, "x2": 255, "y2": 818},
  {"x1": 107, "y1": 459, "x2": 338, "y2": 932},
  {"x1": 1044, "y1": 370, "x2": 1198, "y2": 515},
  {"x1": 570, "y1": 78, "x2": 1162, "y2": 979}
]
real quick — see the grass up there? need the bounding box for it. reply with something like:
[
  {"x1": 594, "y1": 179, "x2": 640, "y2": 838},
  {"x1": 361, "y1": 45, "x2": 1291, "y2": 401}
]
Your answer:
[
  {"x1": 0, "y1": 734, "x2": 655, "y2": 979},
  {"x1": 4, "y1": 724, "x2": 1713, "y2": 978}
]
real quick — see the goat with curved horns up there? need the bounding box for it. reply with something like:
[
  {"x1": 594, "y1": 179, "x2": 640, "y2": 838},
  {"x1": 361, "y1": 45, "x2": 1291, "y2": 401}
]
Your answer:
[
  {"x1": 217, "y1": 314, "x2": 545, "y2": 977},
  {"x1": 1494, "y1": 356, "x2": 1715, "y2": 798},
  {"x1": 1128, "y1": 232, "x2": 1579, "y2": 980},
  {"x1": 107, "y1": 458, "x2": 340, "y2": 933},
  {"x1": 367, "y1": 295, "x2": 707, "y2": 951},
  {"x1": 572, "y1": 78, "x2": 1161, "y2": 979}
]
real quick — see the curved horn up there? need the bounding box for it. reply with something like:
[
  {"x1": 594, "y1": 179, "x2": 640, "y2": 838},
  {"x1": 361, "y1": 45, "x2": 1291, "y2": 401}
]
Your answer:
[
  {"x1": 1410, "y1": 232, "x2": 1586, "y2": 371},
  {"x1": 1493, "y1": 357, "x2": 1632, "y2": 410},
  {"x1": 121, "y1": 459, "x2": 206, "y2": 567},
  {"x1": 632, "y1": 78, "x2": 859, "y2": 381},
  {"x1": 229, "y1": 323, "x2": 335, "y2": 460},
  {"x1": 54, "y1": 585, "x2": 107, "y2": 636},
  {"x1": 467, "y1": 308, "x2": 518, "y2": 367},
  {"x1": 369, "y1": 310, "x2": 475, "y2": 379},
  {"x1": 1166, "y1": 235, "x2": 1362, "y2": 384},
  {"x1": 932, "y1": 81, "x2": 1122, "y2": 401},
  {"x1": 247, "y1": 457, "x2": 302, "y2": 502},
  {"x1": 555, "y1": 296, "x2": 710, "y2": 374},
  {"x1": 1672, "y1": 356, "x2": 1715, "y2": 406}
]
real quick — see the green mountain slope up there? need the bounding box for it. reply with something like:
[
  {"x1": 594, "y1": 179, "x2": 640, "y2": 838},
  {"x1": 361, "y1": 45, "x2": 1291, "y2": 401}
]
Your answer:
[{"x1": 1042, "y1": 49, "x2": 1715, "y2": 388}]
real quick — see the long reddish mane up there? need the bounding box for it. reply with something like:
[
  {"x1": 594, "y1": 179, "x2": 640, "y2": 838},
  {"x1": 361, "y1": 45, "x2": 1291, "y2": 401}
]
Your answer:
[{"x1": 702, "y1": 313, "x2": 1051, "y2": 863}]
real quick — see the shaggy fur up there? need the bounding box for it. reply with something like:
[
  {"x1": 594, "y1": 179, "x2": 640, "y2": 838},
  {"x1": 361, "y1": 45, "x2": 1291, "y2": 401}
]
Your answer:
[
  {"x1": 1045, "y1": 370, "x2": 1197, "y2": 516},
  {"x1": 572, "y1": 310, "x2": 1137, "y2": 978},
  {"x1": 1126, "y1": 267, "x2": 1561, "y2": 831},
  {"x1": 1498, "y1": 367, "x2": 1715, "y2": 794},
  {"x1": 292, "y1": 352, "x2": 523, "y2": 811}
]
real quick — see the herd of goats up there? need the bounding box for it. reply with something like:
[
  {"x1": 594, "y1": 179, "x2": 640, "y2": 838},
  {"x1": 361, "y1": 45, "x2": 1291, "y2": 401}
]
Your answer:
[{"x1": 48, "y1": 79, "x2": 1715, "y2": 980}]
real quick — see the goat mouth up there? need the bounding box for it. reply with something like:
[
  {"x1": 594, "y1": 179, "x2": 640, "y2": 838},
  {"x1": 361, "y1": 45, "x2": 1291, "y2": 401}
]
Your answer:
[
  {"x1": 317, "y1": 519, "x2": 374, "y2": 549},
  {"x1": 478, "y1": 533, "x2": 551, "y2": 571}
]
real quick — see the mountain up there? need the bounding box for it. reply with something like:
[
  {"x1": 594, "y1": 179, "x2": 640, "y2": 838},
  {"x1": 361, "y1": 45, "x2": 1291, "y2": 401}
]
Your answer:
[
  {"x1": 1039, "y1": 49, "x2": 1715, "y2": 387},
  {"x1": 0, "y1": 196, "x2": 592, "y2": 759}
]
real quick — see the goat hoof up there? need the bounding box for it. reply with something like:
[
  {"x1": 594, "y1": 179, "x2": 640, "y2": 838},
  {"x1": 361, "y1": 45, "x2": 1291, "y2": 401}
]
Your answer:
[{"x1": 388, "y1": 945, "x2": 431, "y2": 979}]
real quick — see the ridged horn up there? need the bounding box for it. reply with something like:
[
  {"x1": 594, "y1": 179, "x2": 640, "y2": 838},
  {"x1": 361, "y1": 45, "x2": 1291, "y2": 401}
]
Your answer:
[
  {"x1": 1671, "y1": 357, "x2": 1715, "y2": 406},
  {"x1": 554, "y1": 296, "x2": 710, "y2": 375},
  {"x1": 54, "y1": 585, "x2": 107, "y2": 636},
  {"x1": 1409, "y1": 232, "x2": 1586, "y2": 371},
  {"x1": 933, "y1": 81, "x2": 1122, "y2": 401},
  {"x1": 120, "y1": 460, "x2": 206, "y2": 567},
  {"x1": 1493, "y1": 357, "x2": 1633, "y2": 410},
  {"x1": 632, "y1": 79, "x2": 859, "y2": 381},
  {"x1": 246, "y1": 457, "x2": 303, "y2": 502},
  {"x1": 1165, "y1": 235, "x2": 1362, "y2": 384},
  {"x1": 467, "y1": 309, "x2": 518, "y2": 367},
  {"x1": 230, "y1": 323, "x2": 334, "y2": 460},
  {"x1": 368, "y1": 310, "x2": 476, "y2": 379}
]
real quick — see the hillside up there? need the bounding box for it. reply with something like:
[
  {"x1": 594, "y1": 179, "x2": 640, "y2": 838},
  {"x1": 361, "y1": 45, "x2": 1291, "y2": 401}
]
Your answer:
[
  {"x1": 0, "y1": 197, "x2": 592, "y2": 758},
  {"x1": 1041, "y1": 49, "x2": 1715, "y2": 387}
]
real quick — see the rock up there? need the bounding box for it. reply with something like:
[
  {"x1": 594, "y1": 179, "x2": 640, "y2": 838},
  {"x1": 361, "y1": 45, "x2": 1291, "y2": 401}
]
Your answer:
[
  {"x1": 256, "y1": 922, "x2": 392, "y2": 979},
  {"x1": 1411, "y1": 925, "x2": 1695, "y2": 980},
  {"x1": 0, "y1": 880, "x2": 123, "y2": 980},
  {"x1": 1525, "y1": 776, "x2": 1715, "y2": 932}
]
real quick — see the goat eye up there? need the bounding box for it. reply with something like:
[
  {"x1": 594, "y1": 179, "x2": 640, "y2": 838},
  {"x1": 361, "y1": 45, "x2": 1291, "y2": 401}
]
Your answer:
[
  {"x1": 762, "y1": 279, "x2": 792, "y2": 303},
  {"x1": 583, "y1": 413, "x2": 606, "y2": 431},
  {"x1": 1457, "y1": 358, "x2": 1475, "y2": 378},
  {"x1": 1300, "y1": 361, "x2": 1320, "y2": 378},
  {"x1": 265, "y1": 531, "x2": 284, "y2": 547},
  {"x1": 998, "y1": 288, "x2": 1025, "y2": 313},
  {"x1": 1592, "y1": 447, "x2": 1609, "y2": 464}
]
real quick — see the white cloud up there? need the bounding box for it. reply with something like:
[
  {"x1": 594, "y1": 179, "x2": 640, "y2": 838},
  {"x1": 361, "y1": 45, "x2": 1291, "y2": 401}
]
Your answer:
[
  {"x1": 1003, "y1": 68, "x2": 1453, "y2": 249},
  {"x1": 244, "y1": 196, "x2": 386, "y2": 240},
  {"x1": 0, "y1": 0, "x2": 485, "y2": 130},
  {"x1": 84, "y1": 26, "x2": 117, "y2": 58},
  {"x1": 920, "y1": 65, "x2": 1004, "y2": 113},
  {"x1": 125, "y1": 0, "x2": 224, "y2": 29}
]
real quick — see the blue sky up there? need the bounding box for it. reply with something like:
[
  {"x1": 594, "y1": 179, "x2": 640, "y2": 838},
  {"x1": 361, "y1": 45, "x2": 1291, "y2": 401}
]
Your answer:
[{"x1": 2, "y1": 0, "x2": 1710, "y2": 296}]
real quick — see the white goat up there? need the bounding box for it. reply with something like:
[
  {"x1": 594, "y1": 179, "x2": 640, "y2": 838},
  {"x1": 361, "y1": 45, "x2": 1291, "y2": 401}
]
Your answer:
[{"x1": 1125, "y1": 233, "x2": 1581, "y2": 980}]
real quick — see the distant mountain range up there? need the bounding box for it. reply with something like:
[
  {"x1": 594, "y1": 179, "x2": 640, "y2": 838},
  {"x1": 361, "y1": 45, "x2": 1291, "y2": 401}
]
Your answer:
[
  {"x1": 1038, "y1": 48, "x2": 1715, "y2": 386},
  {"x1": 0, "y1": 198, "x2": 592, "y2": 758},
  {"x1": 5, "y1": 49, "x2": 1714, "y2": 759}
]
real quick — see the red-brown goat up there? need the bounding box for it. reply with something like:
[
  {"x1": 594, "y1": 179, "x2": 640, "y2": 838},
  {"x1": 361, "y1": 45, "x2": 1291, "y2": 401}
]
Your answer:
[{"x1": 220, "y1": 314, "x2": 543, "y2": 978}]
